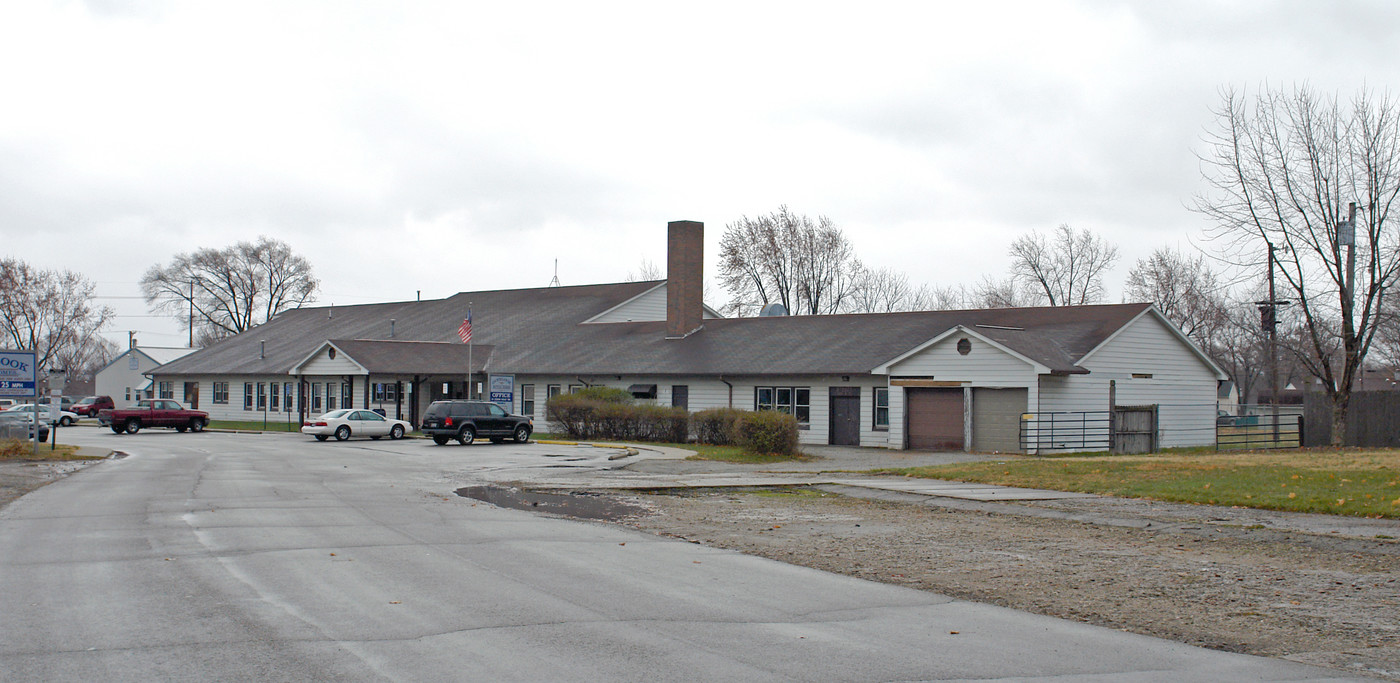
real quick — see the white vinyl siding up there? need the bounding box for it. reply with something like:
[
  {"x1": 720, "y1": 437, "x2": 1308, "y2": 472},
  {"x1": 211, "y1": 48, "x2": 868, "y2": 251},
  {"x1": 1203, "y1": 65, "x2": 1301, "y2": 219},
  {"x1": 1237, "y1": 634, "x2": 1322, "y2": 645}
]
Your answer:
[
  {"x1": 299, "y1": 348, "x2": 367, "y2": 376},
  {"x1": 1038, "y1": 312, "x2": 1220, "y2": 448}
]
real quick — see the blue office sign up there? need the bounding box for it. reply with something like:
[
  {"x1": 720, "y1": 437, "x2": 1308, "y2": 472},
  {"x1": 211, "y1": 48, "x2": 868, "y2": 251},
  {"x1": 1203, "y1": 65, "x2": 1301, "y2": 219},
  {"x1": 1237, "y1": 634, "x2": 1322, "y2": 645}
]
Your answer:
[
  {"x1": 488, "y1": 374, "x2": 514, "y2": 406},
  {"x1": 0, "y1": 350, "x2": 37, "y2": 398}
]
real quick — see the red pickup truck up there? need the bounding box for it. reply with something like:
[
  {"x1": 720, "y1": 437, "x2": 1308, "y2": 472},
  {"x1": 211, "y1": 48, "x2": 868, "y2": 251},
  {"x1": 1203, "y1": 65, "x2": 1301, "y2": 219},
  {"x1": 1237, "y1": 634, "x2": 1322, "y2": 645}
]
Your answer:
[{"x1": 98, "y1": 399, "x2": 210, "y2": 434}]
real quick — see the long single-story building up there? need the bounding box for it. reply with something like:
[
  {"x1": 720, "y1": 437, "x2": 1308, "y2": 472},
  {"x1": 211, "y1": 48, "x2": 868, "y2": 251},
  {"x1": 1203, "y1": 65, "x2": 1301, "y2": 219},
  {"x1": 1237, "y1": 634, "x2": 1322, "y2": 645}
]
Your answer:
[{"x1": 151, "y1": 221, "x2": 1226, "y2": 451}]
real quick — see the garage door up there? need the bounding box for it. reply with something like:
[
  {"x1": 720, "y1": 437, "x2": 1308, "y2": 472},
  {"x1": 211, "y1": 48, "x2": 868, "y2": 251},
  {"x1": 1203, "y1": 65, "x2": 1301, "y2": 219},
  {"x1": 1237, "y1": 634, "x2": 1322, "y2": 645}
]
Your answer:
[
  {"x1": 971, "y1": 388, "x2": 1028, "y2": 453},
  {"x1": 906, "y1": 388, "x2": 964, "y2": 450}
]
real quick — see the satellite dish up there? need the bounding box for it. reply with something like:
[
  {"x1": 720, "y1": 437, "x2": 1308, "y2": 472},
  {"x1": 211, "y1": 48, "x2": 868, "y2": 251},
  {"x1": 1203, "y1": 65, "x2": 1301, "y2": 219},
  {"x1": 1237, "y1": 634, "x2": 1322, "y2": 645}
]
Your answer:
[{"x1": 759, "y1": 303, "x2": 788, "y2": 317}]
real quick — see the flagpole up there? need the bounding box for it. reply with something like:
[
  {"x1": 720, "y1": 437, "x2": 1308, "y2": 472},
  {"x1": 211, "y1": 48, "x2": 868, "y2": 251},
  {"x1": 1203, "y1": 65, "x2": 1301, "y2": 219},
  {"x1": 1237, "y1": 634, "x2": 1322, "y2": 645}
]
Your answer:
[{"x1": 467, "y1": 303, "x2": 473, "y2": 399}]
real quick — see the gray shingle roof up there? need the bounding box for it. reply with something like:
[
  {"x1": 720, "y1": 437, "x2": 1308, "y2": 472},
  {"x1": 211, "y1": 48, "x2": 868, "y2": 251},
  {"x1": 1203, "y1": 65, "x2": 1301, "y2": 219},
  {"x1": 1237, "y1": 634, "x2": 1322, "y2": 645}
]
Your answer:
[{"x1": 152, "y1": 279, "x2": 1153, "y2": 378}]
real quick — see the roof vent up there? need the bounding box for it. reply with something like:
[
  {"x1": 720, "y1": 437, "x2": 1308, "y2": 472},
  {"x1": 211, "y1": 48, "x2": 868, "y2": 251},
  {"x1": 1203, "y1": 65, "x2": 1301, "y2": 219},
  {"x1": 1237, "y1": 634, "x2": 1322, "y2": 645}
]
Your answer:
[
  {"x1": 975, "y1": 324, "x2": 1023, "y2": 331},
  {"x1": 759, "y1": 302, "x2": 789, "y2": 317}
]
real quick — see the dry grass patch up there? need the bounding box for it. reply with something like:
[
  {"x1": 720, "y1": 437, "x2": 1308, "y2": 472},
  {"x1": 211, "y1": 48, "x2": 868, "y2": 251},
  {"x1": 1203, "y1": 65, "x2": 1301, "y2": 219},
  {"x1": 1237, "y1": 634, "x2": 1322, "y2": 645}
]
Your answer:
[{"x1": 0, "y1": 439, "x2": 95, "y2": 461}]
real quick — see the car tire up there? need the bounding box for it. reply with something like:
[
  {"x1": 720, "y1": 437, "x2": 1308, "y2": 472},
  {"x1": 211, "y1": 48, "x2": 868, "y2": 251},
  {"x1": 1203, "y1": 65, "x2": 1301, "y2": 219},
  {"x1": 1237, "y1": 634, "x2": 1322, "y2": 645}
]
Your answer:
[
  {"x1": 390, "y1": 425, "x2": 404, "y2": 440},
  {"x1": 315, "y1": 435, "x2": 329, "y2": 442},
  {"x1": 60, "y1": 416, "x2": 73, "y2": 427},
  {"x1": 335, "y1": 425, "x2": 351, "y2": 441},
  {"x1": 513, "y1": 425, "x2": 531, "y2": 443},
  {"x1": 124, "y1": 419, "x2": 141, "y2": 434},
  {"x1": 457, "y1": 425, "x2": 475, "y2": 445},
  {"x1": 110, "y1": 424, "x2": 124, "y2": 434},
  {"x1": 432, "y1": 435, "x2": 450, "y2": 446},
  {"x1": 190, "y1": 418, "x2": 206, "y2": 432}
]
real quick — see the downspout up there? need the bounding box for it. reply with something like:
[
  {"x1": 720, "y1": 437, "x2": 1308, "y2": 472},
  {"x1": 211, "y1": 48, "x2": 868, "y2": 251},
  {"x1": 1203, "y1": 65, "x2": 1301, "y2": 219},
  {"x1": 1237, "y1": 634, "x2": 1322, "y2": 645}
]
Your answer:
[
  {"x1": 575, "y1": 377, "x2": 592, "y2": 388},
  {"x1": 719, "y1": 376, "x2": 733, "y2": 408}
]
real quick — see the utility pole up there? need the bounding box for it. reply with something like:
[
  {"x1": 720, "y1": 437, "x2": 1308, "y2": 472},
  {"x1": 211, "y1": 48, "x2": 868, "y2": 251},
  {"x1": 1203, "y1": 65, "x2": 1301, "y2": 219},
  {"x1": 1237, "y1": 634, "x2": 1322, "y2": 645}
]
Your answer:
[
  {"x1": 188, "y1": 278, "x2": 194, "y2": 348},
  {"x1": 1258, "y1": 244, "x2": 1291, "y2": 445}
]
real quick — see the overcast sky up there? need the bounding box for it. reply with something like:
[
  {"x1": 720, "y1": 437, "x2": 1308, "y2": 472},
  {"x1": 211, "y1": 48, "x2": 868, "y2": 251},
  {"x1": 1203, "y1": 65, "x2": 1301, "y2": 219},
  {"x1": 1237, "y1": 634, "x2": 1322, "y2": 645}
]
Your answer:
[{"x1": 3, "y1": 0, "x2": 1398, "y2": 349}]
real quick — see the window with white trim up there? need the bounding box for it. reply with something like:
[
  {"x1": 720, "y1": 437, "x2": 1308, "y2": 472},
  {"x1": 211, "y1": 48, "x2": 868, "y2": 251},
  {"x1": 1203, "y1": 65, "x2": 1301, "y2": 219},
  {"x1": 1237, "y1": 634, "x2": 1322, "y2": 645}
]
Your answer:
[
  {"x1": 244, "y1": 383, "x2": 253, "y2": 410},
  {"x1": 755, "y1": 386, "x2": 810, "y2": 427},
  {"x1": 213, "y1": 382, "x2": 229, "y2": 404},
  {"x1": 874, "y1": 388, "x2": 889, "y2": 430}
]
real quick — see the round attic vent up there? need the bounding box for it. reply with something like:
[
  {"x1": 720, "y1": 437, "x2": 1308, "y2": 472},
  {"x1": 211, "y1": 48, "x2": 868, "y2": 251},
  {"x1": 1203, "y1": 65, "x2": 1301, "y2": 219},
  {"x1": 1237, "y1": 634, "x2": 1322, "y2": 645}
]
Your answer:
[
  {"x1": 328, "y1": 347, "x2": 337, "y2": 360},
  {"x1": 957, "y1": 338, "x2": 971, "y2": 355}
]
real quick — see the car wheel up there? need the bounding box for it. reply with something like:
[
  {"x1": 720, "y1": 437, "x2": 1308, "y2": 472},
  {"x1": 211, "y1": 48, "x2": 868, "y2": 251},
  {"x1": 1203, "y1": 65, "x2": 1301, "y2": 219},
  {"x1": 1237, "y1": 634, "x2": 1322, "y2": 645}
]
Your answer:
[
  {"x1": 190, "y1": 418, "x2": 206, "y2": 432},
  {"x1": 432, "y1": 435, "x2": 450, "y2": 446},
  {"x1": 315, "y1": 435, "x2": 329, "y2": 442},
  {"x1": 335, "y1": 425, "x2": 351, "y2": 441},
  {"x1": 175, "y1": 425, "x2": 188, "y2": 433},
  {"x1": 60, "y1": 416, "x2": 73, "y2": 427},
  {"x1": 390, "y1": 425, "x2": 404, "y2": 440},
  {"x1": 457, "y1": 425, "x2": 475, "y2": 445},
  {"x1": 513, "y1": 425, "x2": 531, "y2": 443},
  {"x1": 124, "y1": 419, "x2": 141, "y2": 434},
  {"x1": 110, "y1": 424, "x2": 124, "y2": 434}
]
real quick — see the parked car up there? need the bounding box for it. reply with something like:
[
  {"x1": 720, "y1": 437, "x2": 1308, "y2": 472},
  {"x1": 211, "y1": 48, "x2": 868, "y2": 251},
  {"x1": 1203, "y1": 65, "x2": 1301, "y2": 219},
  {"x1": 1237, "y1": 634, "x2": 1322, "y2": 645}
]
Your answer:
[
  {"x1": 71, "y1": 395, "x2": 114, "y2": 417},
  {"x1": 97, "y1": 399, "x2": 209, "y2": 434},
  {"x1": 0, "y1": 412, "x2": 48, "y2": 442},
  {"x1": 0, "y1": 398, "x2": 15, "y2": 410},
  {"x1": 420, "y1": 400, "x2": 532, "y2": 445},
  {"x1": 301, "y1": 409, "x2": 412, "y2": 442},
  {"x1": 4, "y1": 404, "x2": 78, "y2": 426}
]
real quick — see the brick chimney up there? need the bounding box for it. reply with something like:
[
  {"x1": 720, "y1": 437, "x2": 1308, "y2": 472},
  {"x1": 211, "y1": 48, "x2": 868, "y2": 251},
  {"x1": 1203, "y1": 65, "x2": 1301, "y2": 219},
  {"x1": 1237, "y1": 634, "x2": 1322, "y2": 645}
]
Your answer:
[{"x1": 666, "y1": 220, "x2": 704, "y2": 339}]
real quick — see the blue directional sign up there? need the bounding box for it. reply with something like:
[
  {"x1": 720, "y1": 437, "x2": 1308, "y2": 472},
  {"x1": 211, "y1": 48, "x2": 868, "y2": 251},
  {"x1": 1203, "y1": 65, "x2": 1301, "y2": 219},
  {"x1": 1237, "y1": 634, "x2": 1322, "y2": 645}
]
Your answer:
[{"x1": 0, "y1": 350, "x2": 37, "y2": 398}]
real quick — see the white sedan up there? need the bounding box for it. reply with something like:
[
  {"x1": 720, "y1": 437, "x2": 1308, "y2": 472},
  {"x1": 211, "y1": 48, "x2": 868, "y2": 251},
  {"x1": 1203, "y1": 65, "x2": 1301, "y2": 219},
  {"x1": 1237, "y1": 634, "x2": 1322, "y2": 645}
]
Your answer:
[
  {"x1": 5, "y1": 404, "x2": 79, "y2": 427},
  {"x1": 301, "y1": 409, "x2": 412, "y2": 442}
]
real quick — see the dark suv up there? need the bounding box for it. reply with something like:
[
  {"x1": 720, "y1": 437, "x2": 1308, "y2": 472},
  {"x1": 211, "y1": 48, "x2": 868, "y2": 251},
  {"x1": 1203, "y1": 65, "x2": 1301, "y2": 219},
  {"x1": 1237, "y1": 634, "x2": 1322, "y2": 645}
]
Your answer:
[{"x1": 421, "y1": 400, "x2": 532, "y2": 446}]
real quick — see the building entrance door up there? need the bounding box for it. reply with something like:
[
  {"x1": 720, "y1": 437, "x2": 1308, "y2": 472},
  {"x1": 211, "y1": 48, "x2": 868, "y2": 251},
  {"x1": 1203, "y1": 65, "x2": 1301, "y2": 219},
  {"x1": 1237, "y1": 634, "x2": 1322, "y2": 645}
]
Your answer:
[
  {"x1": 829, "y1": 387, "x2": 860, "y2": 446},
  {"x1": 183, "y1": 382, "x2": 199, "y2": 409}
]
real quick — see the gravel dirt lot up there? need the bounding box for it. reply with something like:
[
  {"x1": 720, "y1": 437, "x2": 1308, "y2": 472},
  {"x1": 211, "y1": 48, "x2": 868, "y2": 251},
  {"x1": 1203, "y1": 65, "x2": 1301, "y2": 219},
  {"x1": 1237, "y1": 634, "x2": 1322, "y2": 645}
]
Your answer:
[{"x1": 607, "y1": 482, "x2": 1400, "y2": 680}]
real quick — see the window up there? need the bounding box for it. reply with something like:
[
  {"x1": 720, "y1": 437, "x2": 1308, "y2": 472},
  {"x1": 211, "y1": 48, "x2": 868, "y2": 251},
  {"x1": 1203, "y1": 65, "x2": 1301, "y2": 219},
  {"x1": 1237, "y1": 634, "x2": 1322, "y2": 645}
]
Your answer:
[
  {"x1": 284, "y1": 383, "x2": 295, "y2": 412},
  {"x1": 874, "y1": 388, "x2": 889, "y2": 430},
  {"x1": 213, "y1": 382, "x2": 229, "y2": 405},
  {"x1": 547, "y1": 384, "x2": 561, "y2": 400},
  {"x1": 257, "y1": 383, "x2": 266, "y2": 410},
  {"x1": 270, "y1": 384, "x2": 279, "y2": 411},
  {"x1": 125, "y1": 387, "x2": 131, "y2": 401},
  {"x1": 755, "y1": 386, "x2": 810, "y2": 426},
  {"x1": 373, "y1": 382, "x2": 399, "y2": 403},
  {"x1": 568, "y1": 384, "x2": 583, "y2": 394},
  {"x1": 311, "y1": 383, "x2": 322, "y2": 413},
  {"x1": 671, "y1": 385, "x2": 688, "y2": 410},
  {"x1": 326, "y1": 382, "x2": 337, "y2": 411},
  {"x1": 244, "y1": 383, "x2": 253, "y2": 410},
  {"x1": 521, "y1": 384, "x2": 535, "y2": 417},
  {"x1": 342, "y1": 383, "x2": 353, "y2": 409},
  {"x1": 158, "y1": 381, "x2": 173, "y2": 399}
]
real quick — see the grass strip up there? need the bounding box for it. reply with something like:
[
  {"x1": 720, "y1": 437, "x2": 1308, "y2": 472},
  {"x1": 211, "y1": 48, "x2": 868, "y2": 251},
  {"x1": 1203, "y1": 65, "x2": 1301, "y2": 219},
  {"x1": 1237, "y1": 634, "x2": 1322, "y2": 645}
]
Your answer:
[{"x1": 871, "y1": 449, "x2": 1400, "y2": 518}]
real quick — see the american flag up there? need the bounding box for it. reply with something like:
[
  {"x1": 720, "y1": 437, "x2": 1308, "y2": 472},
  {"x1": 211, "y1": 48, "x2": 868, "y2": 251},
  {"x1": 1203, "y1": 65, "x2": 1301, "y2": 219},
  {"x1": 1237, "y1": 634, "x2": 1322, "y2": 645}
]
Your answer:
[{"x1": 457, "y1": 312, "x2": 472, "y2": 343}]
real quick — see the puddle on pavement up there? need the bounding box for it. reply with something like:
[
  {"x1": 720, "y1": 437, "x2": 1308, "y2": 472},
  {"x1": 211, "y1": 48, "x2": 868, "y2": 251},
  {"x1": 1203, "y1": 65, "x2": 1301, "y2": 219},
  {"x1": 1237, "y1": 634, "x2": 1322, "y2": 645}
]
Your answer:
[{"x1": 454, "y1": 485, "x2": 645, "y2": 521}]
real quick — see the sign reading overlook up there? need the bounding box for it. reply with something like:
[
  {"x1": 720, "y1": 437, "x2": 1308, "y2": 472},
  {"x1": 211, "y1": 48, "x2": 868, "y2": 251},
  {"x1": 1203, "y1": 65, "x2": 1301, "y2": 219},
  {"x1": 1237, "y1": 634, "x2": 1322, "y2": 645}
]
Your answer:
[{"x1": 0, "y1": 350, "x2": 37, "y2": 398}]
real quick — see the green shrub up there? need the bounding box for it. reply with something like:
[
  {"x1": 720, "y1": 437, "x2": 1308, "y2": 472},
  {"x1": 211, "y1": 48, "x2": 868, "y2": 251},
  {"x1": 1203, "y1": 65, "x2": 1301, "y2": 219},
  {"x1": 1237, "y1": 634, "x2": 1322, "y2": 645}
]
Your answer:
[
  {"x1": 693, "y1": 407, "x2": 743, "y2": 445},
  {"x1": 546, "y1": 393, "x2": 595, "y2": 438},
  {"x1": 734, "y1": 410, "x2": 799, "y2": 455},
  {"x1": 575, "y1": 386, "x2": 634, "y2": 403},
  {"x1": 638, "y1": 404, "x2": 689, "y2": 443}
]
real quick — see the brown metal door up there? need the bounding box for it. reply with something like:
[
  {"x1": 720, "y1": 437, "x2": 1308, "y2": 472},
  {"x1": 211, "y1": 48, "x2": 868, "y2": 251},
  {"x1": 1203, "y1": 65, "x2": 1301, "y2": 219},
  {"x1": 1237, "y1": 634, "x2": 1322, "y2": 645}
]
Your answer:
[
  {"x1": 828, "y1": 387, "x2": 860, "y2": 446},
  {"x1": 906, "y1": 388, "x2": 963, "y2": 450},
  {"x1": 184, "y1": 382, "x2": 199, "y2": 410}
]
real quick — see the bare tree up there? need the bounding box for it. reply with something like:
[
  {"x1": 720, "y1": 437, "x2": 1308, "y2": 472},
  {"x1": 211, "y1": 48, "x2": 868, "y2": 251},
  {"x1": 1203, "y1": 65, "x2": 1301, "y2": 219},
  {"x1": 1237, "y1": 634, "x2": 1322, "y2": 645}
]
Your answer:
[
  {"x1": 1195, "y1": 84, "x2": 1400, "y2": 444},
  {"x1": 971, "y1": 276, "x2": 1045, "y2": 309},
  {"x1": 1009, "y1": 224, "x2": 1120, "y2": 306},
  {"x1": 625, "y1": 259, "x2": 662, "y2": 282},
  {"x1": 141, "y1": 236, "x2": 319, "y2": 344},
  {"x1": 1124, "y1": 247, "x2": 1228, "y2": 347},
  {"x1": 843, "y1": 262, "x2": 938, "y2": 313},
  {"x1": 0, "y1": 258, "x2": 114, "y2": 370},
  {"x1": 718, "y1": 206, "x2": 859, "y2": 316}
]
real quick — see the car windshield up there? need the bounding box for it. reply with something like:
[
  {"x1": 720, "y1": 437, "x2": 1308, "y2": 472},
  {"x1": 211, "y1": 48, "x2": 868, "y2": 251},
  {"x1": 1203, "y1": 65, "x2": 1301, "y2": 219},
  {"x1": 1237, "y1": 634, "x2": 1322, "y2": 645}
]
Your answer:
[
  {"x1": 76, "y1": 398, "x2": 95, "y2": 405},
  {"x1": 322, "y1": 410, "x2": 351, "y2": 419}
]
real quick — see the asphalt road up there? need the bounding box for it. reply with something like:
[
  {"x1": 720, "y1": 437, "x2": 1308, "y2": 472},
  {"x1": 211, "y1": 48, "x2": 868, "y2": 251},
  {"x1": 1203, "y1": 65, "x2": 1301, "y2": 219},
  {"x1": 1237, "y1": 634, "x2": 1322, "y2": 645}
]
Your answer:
[{"x1": 0, "y1": 430, "x2": 1361, "y2": 681}]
